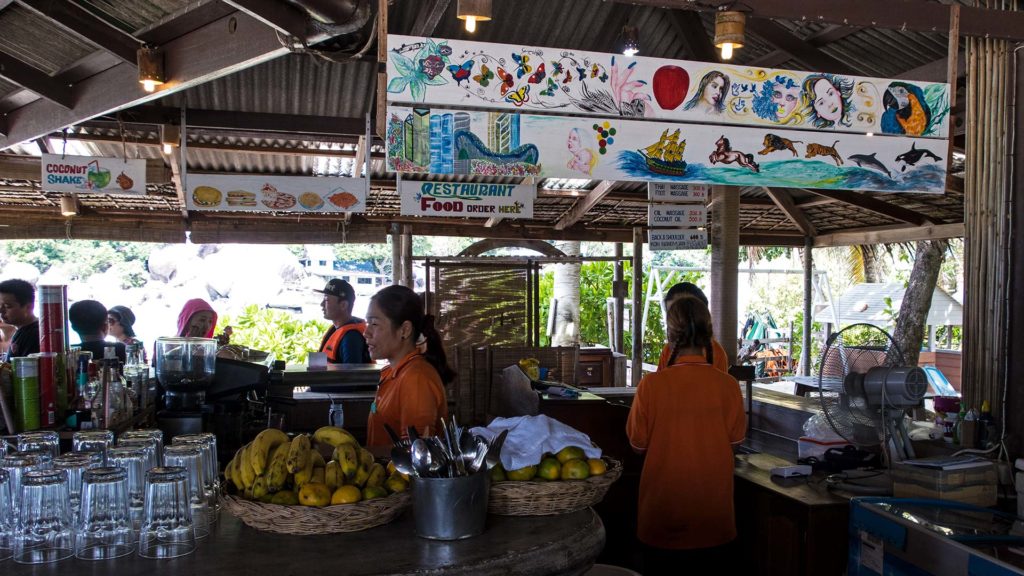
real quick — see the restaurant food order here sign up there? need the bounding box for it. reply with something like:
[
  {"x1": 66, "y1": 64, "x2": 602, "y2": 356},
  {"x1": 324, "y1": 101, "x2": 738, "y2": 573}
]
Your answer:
[
  {"x1": 41, "y1": 154, "x2": 148, "y2": 195},
  {"x1": 399, "y1": 180, "x2": 534, "y2": 218}
]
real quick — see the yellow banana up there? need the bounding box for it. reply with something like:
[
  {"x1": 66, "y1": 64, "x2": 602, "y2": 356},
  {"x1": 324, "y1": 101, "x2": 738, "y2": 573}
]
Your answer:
[
  {"x1": 286, "y1": 434, "x2": 311, "y2": 474},
  {"x1": 313, "y1": 426, "x2": 358, "y2": 448},
  {"x1": 325, "y1": 460, "x2": 343, "y2": 490},
  {"x1": 310, "y1": 449, "x2": 325, "y2": 469},
  {"x1": 311, "y1": 466, "x2": 325, "y2": 485},
  {"x1": 358, "y1": 446, "x2": 374, "y2": 470},
  {"x1": 366, "y1": 462, "x2": 386, "y2": 488},
  {"x1": 294, "y1": 454, "x2": 315, "y2": 488},
  {"x1": 266, "y1": 442, "x2": 290, "y2": 492},
  {"x1": 251, "y1": 428, "x2": 289, "y2": 476},
  {"x1": 252, "y1": 474, "x2": 269, "y2": 500},
  {"x1": 385, "y1": 472, "x2": 408, "y2": 494},
  {"x1": 224, "y1": 456, "x2": 234, "y2": 484},
  {"x1": 334, "y1": 443, "x2": 358, "y2": 480},
  {"x1": 239, "y1": 443, "x2": 257, "y2": 489},
  {"x1": 229, "y1": 448, "x2": 246, "y2": 491},
  {"x1": 352, "y1": 464, "x2": 370, "y2": 488}
]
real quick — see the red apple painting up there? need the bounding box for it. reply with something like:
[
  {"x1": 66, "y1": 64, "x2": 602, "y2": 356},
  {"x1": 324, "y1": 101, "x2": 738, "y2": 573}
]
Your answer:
[{"x1": 652, "y1": 66, "x2": 689, "y2": 111}]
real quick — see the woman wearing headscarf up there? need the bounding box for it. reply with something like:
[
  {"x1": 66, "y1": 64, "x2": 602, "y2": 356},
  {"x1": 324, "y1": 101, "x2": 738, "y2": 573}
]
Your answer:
[
  {"x1": 176, "y1": 298, "x2": 231, "y2": 345},
  {"x1": 363, "y1": 285, "x2": 454, "y2": 447},
  {"x1": 627, "y1": 295, "x2": 746, "y2": 574}
]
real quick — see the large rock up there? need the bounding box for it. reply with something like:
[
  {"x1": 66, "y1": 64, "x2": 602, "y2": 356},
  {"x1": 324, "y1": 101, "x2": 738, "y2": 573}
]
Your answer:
[
  {"x1": 148, "y1": 245, "x2": 197, "y2": 282},
  {"x1": 0, "y1": 261, "x2": 40, "y2": 285}
]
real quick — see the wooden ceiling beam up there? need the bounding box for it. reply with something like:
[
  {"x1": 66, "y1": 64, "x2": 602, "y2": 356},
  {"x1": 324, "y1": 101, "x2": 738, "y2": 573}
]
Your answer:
[
  {"x1": 15, "y1": 0, "x2": 140, "y2": 64},
  {"x1": 804, "y1": 188, "x2": 936, "y2": 226},
  {"x1": 220, "y1": 0, "x2": 310, "y2": 38},
  {"x1": 744, "y1": 18, "x2": 859, "y2": 75},
  {"x1": 554, "y1": 181, "x2": 615, "y2": 230},
  {"x1": 0, "y1": 53, "x2": 73, "y2": 109},
  {"x1": 666, "y1": 10, "x2": 717, "y2": 62},
  {"x1": 764, "y1": 187, "x2": 816, "y2": 236},
  {"x1": 814, "y1": 222, "x2": 964, "y2": 247},
  {"x1": 102, "y1": 106, "x2": 368, "y2": 137}
]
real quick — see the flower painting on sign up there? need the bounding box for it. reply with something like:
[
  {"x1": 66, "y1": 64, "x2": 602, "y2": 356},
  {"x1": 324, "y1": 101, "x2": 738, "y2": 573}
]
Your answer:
[
  {"x1": 386, "y1": 106, "x2": 947, "y2": 194},
  {"x1": 387, "y1": 35, "x2": 951, "y2": 139}
]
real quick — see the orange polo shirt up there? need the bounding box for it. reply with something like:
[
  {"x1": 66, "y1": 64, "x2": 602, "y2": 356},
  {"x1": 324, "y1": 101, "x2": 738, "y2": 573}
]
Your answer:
[
  {"x1": 626, "y1": 355, "x2": 746, "y2": 549},
  {"x1": 658, "y1": 338, "x2": 729, "y2": 372},
  {"x1": 365, "y1": 351, "x2": 449, "y2": 447}
]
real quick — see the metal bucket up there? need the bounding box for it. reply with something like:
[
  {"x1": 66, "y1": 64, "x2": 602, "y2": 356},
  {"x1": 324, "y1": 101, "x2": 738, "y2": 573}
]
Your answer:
[{"x1": 411, "y1": 471, "x2": 489, "y2": 540}]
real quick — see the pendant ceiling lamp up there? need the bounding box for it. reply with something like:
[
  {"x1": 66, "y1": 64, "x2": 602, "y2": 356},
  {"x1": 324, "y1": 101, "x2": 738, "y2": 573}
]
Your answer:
[
  {"x1": 457, "y1": 0, "x2": 491, "y2": 33},
  {"x1": 137, "y1": 46, "x2": 165, "y2": 93},
  {"x1": 713, "y1": 11, "x2": 745, "y2": 61},
  {"x1": 621, "y1": 25, "x2": 640, "y2": 57}
]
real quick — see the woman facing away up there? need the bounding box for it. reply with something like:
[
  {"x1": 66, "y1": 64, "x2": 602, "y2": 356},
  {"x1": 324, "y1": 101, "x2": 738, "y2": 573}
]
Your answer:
[
  {"x1": 363, "y1": 285, "x2": 455, "y2": 447},
  {"x1": 627, "y1": 294, "x2": 746, "y2": 575}
]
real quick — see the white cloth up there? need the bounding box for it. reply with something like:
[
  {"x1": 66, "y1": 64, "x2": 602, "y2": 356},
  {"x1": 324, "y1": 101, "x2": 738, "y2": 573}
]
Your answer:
[{"x1": 471, "y1": 415, "x2": 602, "y2": 471}]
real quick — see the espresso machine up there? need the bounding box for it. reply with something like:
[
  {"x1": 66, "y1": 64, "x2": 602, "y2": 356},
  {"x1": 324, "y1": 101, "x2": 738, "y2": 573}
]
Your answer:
[{"x1": 154, "y1": 337, "x2": 218, "y2": 437}]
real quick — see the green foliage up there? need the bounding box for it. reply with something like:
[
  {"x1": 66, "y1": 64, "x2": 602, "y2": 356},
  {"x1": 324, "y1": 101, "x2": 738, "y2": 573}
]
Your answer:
[
  {"x1": 3, "y1": 240, "x2": 153, "y2": 287},
  {"x1": 219, "y1": 305, "x2": 330, "y2": 365},
  {"x1": 789, "y1": 311, "x2": 823, "y2": 375}
]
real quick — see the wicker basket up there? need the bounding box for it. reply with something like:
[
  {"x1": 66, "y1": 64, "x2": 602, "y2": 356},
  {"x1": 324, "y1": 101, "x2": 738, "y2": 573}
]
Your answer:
[
  {"x1": 221, "y1": 491, "x2": 410, "y2": 534},
  {"x1": 488, "y1": 457, "x2": 623, "y2": 516}
]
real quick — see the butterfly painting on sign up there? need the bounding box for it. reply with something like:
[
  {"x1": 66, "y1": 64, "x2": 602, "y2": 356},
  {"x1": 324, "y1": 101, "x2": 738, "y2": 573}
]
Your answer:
[{"x1": 386, "y1": 105, "x2": 947, "y2": 194}]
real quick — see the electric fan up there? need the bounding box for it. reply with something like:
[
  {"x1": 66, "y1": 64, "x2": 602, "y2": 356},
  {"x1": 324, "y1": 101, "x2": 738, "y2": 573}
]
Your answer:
[{"x1": 816, "y1": 323, "x2": 929, "y2": 463}]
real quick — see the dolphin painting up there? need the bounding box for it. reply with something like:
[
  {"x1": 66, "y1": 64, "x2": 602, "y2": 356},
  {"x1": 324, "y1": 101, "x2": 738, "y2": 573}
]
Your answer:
[
  {"x1": 894, "y1": 143, "x2": 942, "y2": 172},
  {"x1": 847, "y1": 153, "x2": 892, "y2": 178}
]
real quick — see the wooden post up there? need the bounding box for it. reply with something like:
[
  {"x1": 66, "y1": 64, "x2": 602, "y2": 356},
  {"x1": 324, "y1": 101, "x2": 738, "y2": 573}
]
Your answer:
[
  {"x1": 632, "y1": 227, "x2": 644, "y2": 386},
  {"x1": 802, "y1": 236, "x2": 813, "y2": 376},
  {"x1": 614, "y1": 242, "x2": 624, "y2": 354},
  {"x1": 401, "y1": 224, "x2": 414, "y2": 288},
  {"x1": 711, "y1": 185, "x2": 739, "y2": 366},
  {"x1": 390, "y1": 223, "x2": 402, "y2": 285}
]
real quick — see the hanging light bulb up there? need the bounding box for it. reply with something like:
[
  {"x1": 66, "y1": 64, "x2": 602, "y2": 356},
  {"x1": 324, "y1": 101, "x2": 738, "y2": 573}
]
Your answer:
[
  {"x1": 160, "y1": 124, "x2": 180, "y2": 155},
  {"x1": 714, "y1": 11, "x2": 745, "y2": 61},
  {"x1": 457, "y1": 0, "x2": 491, "y2": 33},
  {"x1": 621, "y1": 25, "x2": 640, "y2": 57},
  {"x1": 60, "y1": 193, "x2": 78, "y2": 217},
  {"x1": 137, "y1": 46, "x2": 165, "y2": 92}
]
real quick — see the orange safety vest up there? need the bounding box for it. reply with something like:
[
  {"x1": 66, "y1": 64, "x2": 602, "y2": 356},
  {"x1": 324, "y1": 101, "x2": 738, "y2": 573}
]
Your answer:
[{"x1": 319, "y1": 321, "x2": 367, "y2": 363}]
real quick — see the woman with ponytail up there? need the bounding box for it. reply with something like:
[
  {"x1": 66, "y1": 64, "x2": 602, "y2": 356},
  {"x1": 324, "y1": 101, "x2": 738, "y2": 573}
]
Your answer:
[
  {"x1": 363, "y1": 285, "x2": 453, "y2": 447},
  {"x1": 627, "y1": 295, "x2": 746, "y2": 574}
]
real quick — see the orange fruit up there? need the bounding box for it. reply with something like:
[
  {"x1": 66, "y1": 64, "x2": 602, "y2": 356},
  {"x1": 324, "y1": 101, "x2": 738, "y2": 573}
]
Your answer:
[
  {"x1": 555, "y1": 446, "x2": 586, "y2": 464},
  {"x1": 537, "y1": 457, "x2": 561, "y2": 481},
  {"x1": 560, "y1": 459, "x2": 590, "y2": 480},
  {"x1": 587, "y1": 458, "x2": 608, "y2": 476},
  {"x1": 506, "y1": 465, "x2": 537, "y2": 481},
  {"x1": 298, "y1": 482, "x2": 331, "y2": 507},
  {"x1": 362, "y1": 486, "x2": 387, "y2": 500},
  {"x1": 331, "y1": 485, "x2": 362, "y2": 505},
  {"x1": 490, "y1": 463, "x2": 507, "y2": 482}
]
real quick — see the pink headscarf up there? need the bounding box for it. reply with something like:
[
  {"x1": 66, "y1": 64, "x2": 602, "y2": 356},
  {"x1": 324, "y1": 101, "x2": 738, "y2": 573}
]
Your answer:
[{"x1": 176, "y1": 298, "x2": 218, "y2": 338}]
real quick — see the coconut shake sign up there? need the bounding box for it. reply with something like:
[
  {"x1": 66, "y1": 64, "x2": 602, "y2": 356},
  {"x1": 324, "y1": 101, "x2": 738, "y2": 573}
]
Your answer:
[
  {"x1": 41, "y1": 154, "x2": 147, "y2": 195},
  {"x1": 399, "y1": 181, "x2": 534, "y2": 218}
]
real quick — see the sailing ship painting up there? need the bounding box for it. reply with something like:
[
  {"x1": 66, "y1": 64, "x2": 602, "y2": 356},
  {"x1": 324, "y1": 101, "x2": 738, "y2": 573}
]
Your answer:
[{"x1": 639, "y1": 129, "x2": 688, "y2": 176}]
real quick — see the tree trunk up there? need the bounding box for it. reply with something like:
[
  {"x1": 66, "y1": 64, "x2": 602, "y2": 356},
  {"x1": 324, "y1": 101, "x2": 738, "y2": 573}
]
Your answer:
[
  {"x1": 860, "y1": 245, "x2": 882, "y2": 283},
  {"x1": 892, "y1": 240, "x2": 948, "y2": 366},
  {"x1": 551, "y1": 241, "x2": 581, "y2": 347}
]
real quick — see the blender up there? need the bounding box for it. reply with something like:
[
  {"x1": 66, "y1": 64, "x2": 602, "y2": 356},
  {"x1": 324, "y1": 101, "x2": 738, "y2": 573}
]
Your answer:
[{"x1": 154, "y1": 337, "x2": 217, "y2": 437}]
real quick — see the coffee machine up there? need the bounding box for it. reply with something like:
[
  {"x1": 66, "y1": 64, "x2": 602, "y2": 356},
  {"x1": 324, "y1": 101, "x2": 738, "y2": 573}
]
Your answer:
[{"x1": 154, "y1": 337, "x2": 218, "y2": 437}]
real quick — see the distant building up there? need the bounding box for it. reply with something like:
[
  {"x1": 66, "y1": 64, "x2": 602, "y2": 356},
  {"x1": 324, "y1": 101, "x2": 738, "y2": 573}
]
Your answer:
[
  {"x1": 488, "y1": 112, "x2": 520, "y2": 153},
  {"x1": 403, "y1": 109, "x2": 431, "y2": 167},
  {"x1": 429, "y1": 113, "x2": 454, "y2": 174}
]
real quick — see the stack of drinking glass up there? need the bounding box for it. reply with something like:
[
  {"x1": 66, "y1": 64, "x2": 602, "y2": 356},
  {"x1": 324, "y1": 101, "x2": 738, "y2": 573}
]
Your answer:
[{"x1": 0, "y1": 428, "x2": 220, "y2": 564}]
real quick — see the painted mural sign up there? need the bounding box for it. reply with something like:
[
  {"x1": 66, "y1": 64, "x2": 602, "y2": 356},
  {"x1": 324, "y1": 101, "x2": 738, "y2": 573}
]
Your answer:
[
  {"x1": 42, "y1": 153, "x2": 147, "y2": 195},
  {"x1": 649, "y1": 204, "x2": 707, "y2": 228},
  {"x1": 399, "y1": 180, "x2": 534, "y2": 218},
  {"x1": 387, "y1": 36, "x2": 950, "y2": 139},
  {"x1": 648, "y1": 182, "x2": 708, "y2": 201},
  {"x1": 386, "y1": 106, "x2": 947, "y2": 194},
  {"x1": 185, "y1": 174, "x2": 366, "y2": 213},
  {"x1": 649, "y1": 229, "x2": 709, "y2": 251}
]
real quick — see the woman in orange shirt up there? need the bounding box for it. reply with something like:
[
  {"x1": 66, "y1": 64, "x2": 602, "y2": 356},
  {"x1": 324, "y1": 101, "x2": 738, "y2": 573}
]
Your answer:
[
  {"x1": 363, "y1": 285, "x2": 454, "y2": 447},
  {"x1": 656, "y1": 282, "x2": 729, "y2": 372},
  {"x1": 627, "y1": 295, "x2": 746, "y2": 574}
]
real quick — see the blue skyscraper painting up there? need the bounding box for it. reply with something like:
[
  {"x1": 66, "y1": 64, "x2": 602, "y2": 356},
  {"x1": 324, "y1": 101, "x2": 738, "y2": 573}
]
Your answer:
[{"x1": 429, "y1": 113, "x2": 454, "y2": 174}]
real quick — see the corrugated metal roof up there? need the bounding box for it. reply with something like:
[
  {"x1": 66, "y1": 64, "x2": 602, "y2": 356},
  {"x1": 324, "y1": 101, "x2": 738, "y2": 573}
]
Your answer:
[
  {"x1": 814, "y1": 282, "x2": 963, "y2": 326},
  {"x1": 80, "y1": 0, "x2": 198, "y2": 34},
  {"x1": 0, "y1": 4, "x2": 98, "y2": 75}
]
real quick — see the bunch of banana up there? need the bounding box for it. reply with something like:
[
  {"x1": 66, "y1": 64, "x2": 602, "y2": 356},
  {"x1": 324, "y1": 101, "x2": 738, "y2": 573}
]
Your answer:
[{"x1": 223, "y1": 426, "x2": 410, "y2": 507}]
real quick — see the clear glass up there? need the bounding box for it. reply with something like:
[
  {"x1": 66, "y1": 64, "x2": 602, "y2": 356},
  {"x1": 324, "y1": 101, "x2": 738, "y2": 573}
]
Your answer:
[
  {"x1": 75, "y1": 467, "x2": 134, "y2": 560},
  {"x1": 137, "y1": 467, "x2": 195, "y2": 559},
  {"x1": 72, "y1": 430, "x2": 115, "y2": 463},
  {"x1": 68, "y1": 449, "x2": 105, "y2": 469},
  {"x1": 120, "y1": 429, "x2": 164, "y2": 462},
  {"x1": 52, "y1": 453, "x2": 94, "y2": 518},
  {"x1": 172, "y1": 433, "x2": 218, "y2": 513},
  {"x1": 13, "y1": 469, "x2": 74, "y2": 564},
  {"x1": 117, "y1": 438, "x2": 160, "y2": 472},
  {"x1": 0, "y1": 435, "x2": 15, "y2": 456},
  {"x1": 0, "y1": 453, "x2": 45, "y2": 520},
  {"x1": 106, "y1": 446, "x2": 147, "y2": 530},
  {"x1": 16, "y1": 431, "x2": 60, "y2": 459},
  {"x1": 0, "y1": 469, "x2": 12, "y2": 561},
  {"x1": 162, "y1": 445, "x2": 209, "y2": 537},
  {"x1": 13, "y1": 448, "x2": 53, "y2": 469}
]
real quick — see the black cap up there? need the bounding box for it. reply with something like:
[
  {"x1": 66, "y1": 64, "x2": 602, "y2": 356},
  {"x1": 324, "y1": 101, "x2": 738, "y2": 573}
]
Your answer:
[{"x1": 314, "y1": 279, "x2": 355, "y2": 303}]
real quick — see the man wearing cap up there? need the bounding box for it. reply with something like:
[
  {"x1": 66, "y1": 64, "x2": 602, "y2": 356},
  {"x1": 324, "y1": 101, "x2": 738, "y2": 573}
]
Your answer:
[
  {"x1": 316, "y1": 279, "x2": 371, "y2": 364},
  {"x1": 0, "y1": 278, "x2": 40, "y2": 360}
]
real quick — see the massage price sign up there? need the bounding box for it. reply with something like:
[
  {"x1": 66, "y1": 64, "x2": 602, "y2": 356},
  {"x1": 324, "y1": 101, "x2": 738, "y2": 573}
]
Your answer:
[
  {"x1": 649, "y1": 204, "x2": 707, "y2": 228},
  {"x1": 647, "y1": 183, "x2": 708, "y2": 202},
  {"x1": 649, "y1": 229, "x2": 709, "y2": 251},
  {"x1": 399, "y1": 180, "x2": 535, "y2": 218},
  {"x1": 42, "y1": 154, "x2": 147, "y2": 195}
]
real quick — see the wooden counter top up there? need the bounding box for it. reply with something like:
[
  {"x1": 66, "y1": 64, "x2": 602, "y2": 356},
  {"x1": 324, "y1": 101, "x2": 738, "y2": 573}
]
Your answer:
[
  {"x1": 7, "y1": 507, "x2": 605, "y2": 576},
  {"x1": 734, "y1": 452, "x2": 848, "y2": 507}
]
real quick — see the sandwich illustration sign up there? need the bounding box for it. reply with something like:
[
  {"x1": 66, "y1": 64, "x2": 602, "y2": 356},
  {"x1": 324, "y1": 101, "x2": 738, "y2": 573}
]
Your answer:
[
  {"x1": 185, "y1": 174, "x2": 366, "y2": 213},
  {"x1": 42, "y1": 153, "x2": 147, "y2": 195},
  {"x1": 399, "y1": 180, "x2": 534, "y2": 218}
]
